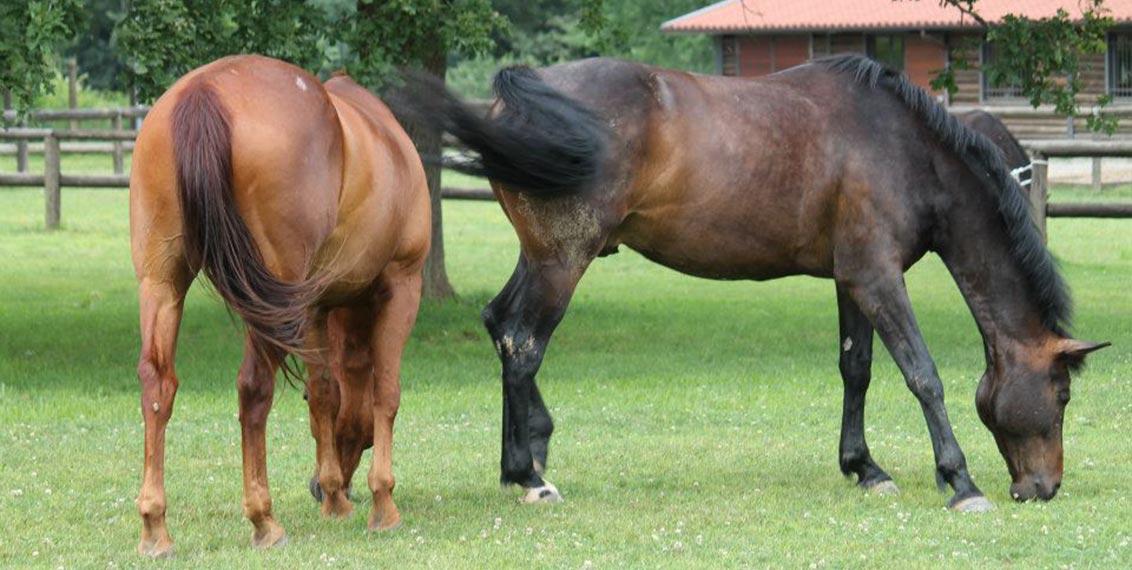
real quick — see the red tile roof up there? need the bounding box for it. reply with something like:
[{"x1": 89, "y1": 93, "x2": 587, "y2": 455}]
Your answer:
[{"x1": 662, "y1": 0, "x2": 1132, "y2": 33}]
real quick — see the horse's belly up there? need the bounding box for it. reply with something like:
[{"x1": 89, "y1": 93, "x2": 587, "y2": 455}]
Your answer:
[{"x1": 620, "y1": 218, "x2": 834, "y2": 281}]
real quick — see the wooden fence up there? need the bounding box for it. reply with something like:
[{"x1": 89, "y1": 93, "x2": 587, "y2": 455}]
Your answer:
[
  {"x1": 1, "y1": 107, "x2": 149, "y2": 174},
  {"x1": 3, "y1": 123, "x2": 1131, "y2": 232},
  {"x1": 0, "y1": 126, "x2": 493, "y2": 230},
  {"x1": 1023, "y1": 140, "x2": 1132, "y2": 239}
]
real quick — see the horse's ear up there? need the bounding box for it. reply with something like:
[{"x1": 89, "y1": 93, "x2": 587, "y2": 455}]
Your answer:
[{"x1": 1057, "y1": 339, "x2": 1111, "y2": 370}]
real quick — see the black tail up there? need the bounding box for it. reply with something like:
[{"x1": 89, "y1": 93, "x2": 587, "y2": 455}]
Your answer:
[
  {"x1": 395, "y1": 66, "x2": 608, "y2": 195},
  {"x1": 171, "y1": 80, "x2": 317, "y2": 357},
  {"x1": 814, "y1": 54, "x2": 1071, "y2": 334}
]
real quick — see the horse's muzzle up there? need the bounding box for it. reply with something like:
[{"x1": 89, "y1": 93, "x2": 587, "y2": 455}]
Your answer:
[{"x1": 1010, "y1": 476, "x2": 1061, "y2": 502}]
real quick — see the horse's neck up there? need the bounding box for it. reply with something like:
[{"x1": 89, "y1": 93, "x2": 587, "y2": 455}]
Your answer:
[{"x1": 936, "y1": 202, "x2": 1055, "y2": 365}]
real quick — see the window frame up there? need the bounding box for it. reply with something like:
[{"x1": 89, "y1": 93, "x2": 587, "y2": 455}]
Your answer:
[{"x1": 1107, "y1": 30, "x2": 1132, "y2": 99}]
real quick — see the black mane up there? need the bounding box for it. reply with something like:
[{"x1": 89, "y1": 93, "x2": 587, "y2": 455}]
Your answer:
[{"x1": 813, "y1": 54, "x2": 1072, "y2": 334}]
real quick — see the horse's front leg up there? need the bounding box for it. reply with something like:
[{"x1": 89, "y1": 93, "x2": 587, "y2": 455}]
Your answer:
[
  {"x1": 835, "y1": 284, "x2": 897, "y2": 494},
  {"x1": 236, "y1": 336, "x2": 288, "y2": 548},
  {"x1": 483, "y1": 256, "x2": 586, "y2": 503},
  {"x1": 840, "y1": 270, "x2": 992, "y2": 512}
]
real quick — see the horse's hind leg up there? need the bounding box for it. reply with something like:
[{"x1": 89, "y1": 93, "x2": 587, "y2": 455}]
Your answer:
[
  {"x1": 835, "y1": 284, "x2": 896, "y2": 494},
  {"x1": 236, "y1": 336, "x2": 288, "y2": 547},
  {"x1": 324, "y1": 305, "x2": 378, "y2": 511},
  {"x1": 840, "y1": 269, "x2": 991, "y2": 512},
  {"x1": 529, "y1": 383, "x2": 553, "y2": 474},
  {"x1": 483, "y1": 256, "x2": 587, "y2": 503},
  {"x1": 135, "y1": 272, "x2": 191, "y2": 558},
  {"x1": 366, "y1": 270, "x2": 422, "y2": 531},
  {"x1": 304, "y1": 311, "x2": 354, "y2": 518}
]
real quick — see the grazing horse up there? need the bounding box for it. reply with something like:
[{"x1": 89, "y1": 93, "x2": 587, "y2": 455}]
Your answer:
[
  {"x1": 958, "y1": 110, "x2": 1033, "y2": 186},
  {"x1": 409, "y1": 55, "x2": 1108, "y2": 510},
  {"x1": 129, "y1": 55, "x2": 429, "y2": 556}
]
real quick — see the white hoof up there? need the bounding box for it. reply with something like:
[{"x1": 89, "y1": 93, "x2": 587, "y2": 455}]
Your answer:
[
  {"x1": 951, "y1": 495, "x2": 995, "y2": 513},
  {"x1": 520, "y1": 481, "x2": 563, "y2": 504},
  {"x1": 867, "y1": 480, "x2": 900, "y2": 496}
]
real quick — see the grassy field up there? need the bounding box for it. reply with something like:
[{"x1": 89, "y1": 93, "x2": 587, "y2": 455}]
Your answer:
[{"x1": 0, "y1": 157, "x2": 1130, "y2": 568}]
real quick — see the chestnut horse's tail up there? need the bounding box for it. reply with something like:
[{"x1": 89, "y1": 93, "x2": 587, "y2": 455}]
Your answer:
[
  {"x1": 171, "y1": 81, "x2": 316, "y2": 355},
  {"x1": 398, "y1": 67, "x2": 608, "y2": 195}
]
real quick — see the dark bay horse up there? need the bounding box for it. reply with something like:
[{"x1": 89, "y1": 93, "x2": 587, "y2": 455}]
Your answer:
[
  {"x1": 130, "y1": 55, "x2": 429, "y2": 556},
  {"x1": 958, "y1": 110, "x2": 1033, "y2": 186},
  {"x1": 411, "y1": 55, "x2": 1108, "y2": 510}
]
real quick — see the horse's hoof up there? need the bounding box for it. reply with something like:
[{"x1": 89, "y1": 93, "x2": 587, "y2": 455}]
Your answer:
[
  {"x1": 950, "y1": 495, "x2": 995, "y2": 513},
  {"x1": 309, "y1": 476, "x2": 324, "y2": 503},
  {"x1": 866, "y1": 479, "x2": 900, "y2": 496},
  {"x1": 251, "y1": 521, "x2": 288, "y2": 549},
  {"x1": 138, "y1": 538, "x2": 174, "y2": 559},
  {"x1": 320, "y1": 491, "x2": 354, "y2": 519},
  {"x1": 367, "y1": 505, "x2": 402, "y2": 532},
  {"x1": 520, "y1": 481, "x2": 563, "y2": 504}
]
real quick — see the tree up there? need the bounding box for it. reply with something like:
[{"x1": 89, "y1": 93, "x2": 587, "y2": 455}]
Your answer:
[
  {"x1": 349, "y1": 0, "x2": 506, "y2": 299},
  {"x1": 116, "y1": 0, "x2": 328, "y2": 101},
  {"x1": 932, "y1": 0, "x2": 1116, "y2": 133},
  {"x1": 0, "y1": 0, "x2": 83, "y2": 113}
]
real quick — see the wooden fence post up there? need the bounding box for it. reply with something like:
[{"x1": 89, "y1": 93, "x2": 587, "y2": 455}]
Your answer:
[
  {"x1": 1, "y1": 89, "x2": 28, "y2": 173},
  {"x1": 44, "y1": 133, "x2": 61, "y2": 230},
  {"x1": 1029, "y1": 153, "x2": 1049, "y2": 242},
  {"x1": 112, "y1": 113, "x2": 124, "y2": 174},
  {"x1": 1091, "y1": 157, "x2": 1102, "y2": 192},
  {"x1": 68, "y1": 58, "x2": 78, "y2": 130}
]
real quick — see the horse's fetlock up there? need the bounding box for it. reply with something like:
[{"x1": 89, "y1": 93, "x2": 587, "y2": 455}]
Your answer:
[
  {"x1": 137, "y1": 496, "x2": 166, "y2": 519},
  {"x1": 368, "y1": 472, "x2": 395, "y2": 495}
]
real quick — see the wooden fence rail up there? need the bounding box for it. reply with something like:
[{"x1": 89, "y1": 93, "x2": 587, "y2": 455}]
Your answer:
[
  {"x1": 1022, "y1": 140, "x2": 1132, "y2": 239},
  {"x1": 4, "y1": 128, "x2": 1129, "y2": 232},
  {"x1": 1, "y1": 105, "x2": 149, "y2": 175},
  {"x1": 0, "y1": 127, "x2": 492, "y2": 229}
]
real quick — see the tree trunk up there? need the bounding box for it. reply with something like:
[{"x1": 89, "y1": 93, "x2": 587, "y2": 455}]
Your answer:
[
  {"x1": 354, "y1": 0, "x2": 456, "y2": 299},
  {"x1": 407, "y1": 50, "x2": 456, "y2": 299}
]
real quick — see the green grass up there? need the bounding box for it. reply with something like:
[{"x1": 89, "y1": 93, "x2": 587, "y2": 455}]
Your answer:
[{"x1": 0, "y1": 171, "x2": 1129, "y2": 568}]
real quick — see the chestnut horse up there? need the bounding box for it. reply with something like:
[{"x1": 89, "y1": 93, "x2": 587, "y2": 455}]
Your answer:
[
  {"x1": 129, "y1": 55, "x2": 429, "y2": 556},
  {"x1": 410, "y1": 55, "x2": 1108, "y2": 510}
]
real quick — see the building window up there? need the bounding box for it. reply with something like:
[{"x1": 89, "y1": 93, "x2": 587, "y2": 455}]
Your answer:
[
  {"x1": 1109, "y1": 32, "x2": 1132, "y2": 97},
  {"x1": 811, "y1": 33, "x2": 832, "y2": 59},
  {"x1": 982, "y1": 42, "x2": 1024, "y2": 100},
  {"x1": 867, "y1": 34, "x2": 904, "y2": 71},
  {"x1": 720, "y1": 35, "x2": 739, "y2": 76}
]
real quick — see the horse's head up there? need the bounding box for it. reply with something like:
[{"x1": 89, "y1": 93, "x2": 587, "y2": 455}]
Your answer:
[{"x1": 976, "y1": 338, "x2": 1109, "y2": 501}]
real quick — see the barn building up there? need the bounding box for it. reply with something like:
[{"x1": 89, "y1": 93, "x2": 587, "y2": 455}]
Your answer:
[{"x1": 662, "y1": 0, "x2": 1132, "y2": 139}]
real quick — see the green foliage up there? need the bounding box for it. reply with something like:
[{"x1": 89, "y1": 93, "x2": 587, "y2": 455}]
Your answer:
[
  {"x1": 347, "y1": 0, "x2": 508, "y2": 89},
  {"x1": 447, "y1": 0, "x2": 712, "y2": 97},
  {"x1": 934, "y1": 0, "x2": 1117, "y2": 133},
  {"x1": 32, "y1": 69, "x2": 128, "y2": 109},
  {"x1": 65, "y1": 0, "x2": 128, "y2": 92},
  {"x1": 116, "y1": 0, "x2": 329, "y2": 101},
  {"x1": 0, "y1": 0, "x2": 84, "y2": 114}
]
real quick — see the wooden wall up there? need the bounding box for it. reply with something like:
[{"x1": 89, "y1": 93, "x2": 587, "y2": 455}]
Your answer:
[{"x1": 715, "y1": 31, "x2": 1131, "y2": 139}]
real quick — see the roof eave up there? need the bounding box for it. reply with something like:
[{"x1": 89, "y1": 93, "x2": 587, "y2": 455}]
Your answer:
[{"x1": 661, "y1": 24, "x2": 981, "y2": 35}]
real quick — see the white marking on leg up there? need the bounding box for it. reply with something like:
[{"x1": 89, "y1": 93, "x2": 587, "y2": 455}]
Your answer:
[
  {"x1": 520, "y1": 480, "x2": 562, "y2": 504},
  {"x1": 842, "y1": 337, "x2": 853, "y2": 352}
]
